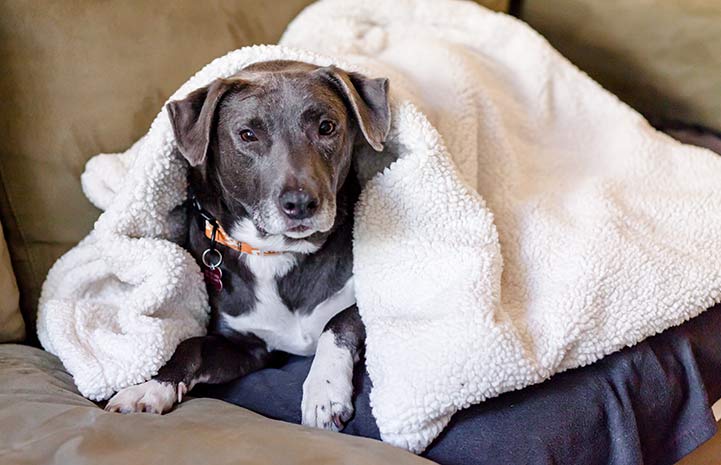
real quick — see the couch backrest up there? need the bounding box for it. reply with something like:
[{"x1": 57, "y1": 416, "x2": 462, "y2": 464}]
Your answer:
[
  {"x1": 0, "y1": 1, "x2": 511, "y2": 343},
  {"x1": 0, "y1": 0, "x2": 317, "y2": 342},
  {"x1": 519, "y1": 0, "x2": 721, "y2": 131}
]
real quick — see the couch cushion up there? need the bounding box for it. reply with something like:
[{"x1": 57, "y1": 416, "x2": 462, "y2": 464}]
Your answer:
[
  {"x1": 0, "y1": 223, "x2": 24, "y2": 342},
  {"x1": 0, "y1": 344, "x2": 432, "y2": 465},
  {"x1": 519, "y1": 0, "x2": 721, "y2": 131}
]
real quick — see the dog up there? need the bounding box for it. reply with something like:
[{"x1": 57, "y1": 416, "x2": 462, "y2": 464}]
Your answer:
[{"x1": 105, "y1": 60, "x2": 390, "y2": 432}]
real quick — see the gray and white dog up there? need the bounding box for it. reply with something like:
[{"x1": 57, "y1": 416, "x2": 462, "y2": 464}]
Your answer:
[{"x1": 105, "y1": 60, "x2": 390, "y2": 431}]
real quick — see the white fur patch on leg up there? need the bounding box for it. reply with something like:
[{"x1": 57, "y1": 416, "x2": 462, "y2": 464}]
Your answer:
[
  {"x1": 105, "y1": 380, "x2": 178, "y2": 414},
  {"x1": 301, "y1": 331, "x2": 355, "y2": 431}
]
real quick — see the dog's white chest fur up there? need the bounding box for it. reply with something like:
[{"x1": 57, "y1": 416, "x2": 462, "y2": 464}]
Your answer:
[{"x1": 223, "y1": 253, "x2": 355, "y2": 356}]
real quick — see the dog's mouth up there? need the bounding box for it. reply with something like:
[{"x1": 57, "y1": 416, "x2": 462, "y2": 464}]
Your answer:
[
  {"x1": 254, "y1": 217, "x2": 317, "y2": 239},
  {"x1": 288, "y1": 224, "x2": 310, "y2": 233},
  {"x1": 283, "y1": 223, "x2": 315, "y2": 239}
]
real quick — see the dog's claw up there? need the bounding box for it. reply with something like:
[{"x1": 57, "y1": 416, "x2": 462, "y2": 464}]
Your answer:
[
  {"x1": 177, "y1": 382, "x2": 188, "y2": 403},
  {"x1": 332, "y1": 413, "x2": 344, "y2": 430}
]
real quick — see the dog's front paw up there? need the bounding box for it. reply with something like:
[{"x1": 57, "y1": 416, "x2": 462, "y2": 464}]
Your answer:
[
  {"x1": 105, "y1": 380, "x2": 178, "y2": 414},
  {"x1": 301, "y1": 371, "x2": 354, "y2": 432},
  {"x1": 301, "y1": 333, "x2": 355, "y2": 432}
]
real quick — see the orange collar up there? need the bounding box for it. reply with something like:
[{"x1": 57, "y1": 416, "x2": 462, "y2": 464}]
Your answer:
[{"x1": 204, "y1": 220, "x2": 281, "y2": 256}]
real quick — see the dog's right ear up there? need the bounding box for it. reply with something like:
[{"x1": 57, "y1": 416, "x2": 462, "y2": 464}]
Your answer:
[
  {"x1": 316, "y1": 66, "x2": 391, "y2": 152},
  {"x1": 166, "y1": 79, "x2": 236, "y2": 166}
]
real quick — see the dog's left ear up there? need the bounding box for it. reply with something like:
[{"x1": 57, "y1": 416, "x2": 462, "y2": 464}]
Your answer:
[{"x1": 319, "y1": 66, "x2": 390, "y2": 152}]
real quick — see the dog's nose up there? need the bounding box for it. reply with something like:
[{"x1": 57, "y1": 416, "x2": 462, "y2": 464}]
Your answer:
[{"x1": 279, "y1": 189, "x2": 319, "y2": 220}]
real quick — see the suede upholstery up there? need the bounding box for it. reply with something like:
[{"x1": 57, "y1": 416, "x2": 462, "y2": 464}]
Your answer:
[
  {"x1": 520, "y1": 0, "x2": 721, "y2": 131},
  {"x1": 0, "y1": 344, "x2": 432, "y2": 465},
  {"x1": 0, "y1": 223, "x2": 23, "y2": 342}
]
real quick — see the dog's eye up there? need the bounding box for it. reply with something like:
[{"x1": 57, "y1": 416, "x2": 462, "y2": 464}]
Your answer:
[
  {"x1": 239, "y1": 129, "x2": 258, "y2": 142},
  {"x1": 318, "y1": 120, "x2": 335, "y2": 136}
]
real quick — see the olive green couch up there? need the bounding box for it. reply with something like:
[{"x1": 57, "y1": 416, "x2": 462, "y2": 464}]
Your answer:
[{"x1": 1, "y1": 1, "x2": 719, "y2": 463}]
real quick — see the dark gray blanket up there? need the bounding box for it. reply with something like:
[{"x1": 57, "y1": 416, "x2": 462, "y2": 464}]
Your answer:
[{"x1": 198, "y1": 303, "x2": 721, "y2": 465}]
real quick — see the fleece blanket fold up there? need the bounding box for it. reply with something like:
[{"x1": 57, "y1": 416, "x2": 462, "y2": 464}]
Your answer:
[{"x1": 38, "y1": 0, "x2": 721, "y2": 453}]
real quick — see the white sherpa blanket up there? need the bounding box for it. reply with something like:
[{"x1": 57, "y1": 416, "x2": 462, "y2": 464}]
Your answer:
[{"x1": 38, "y1": 0, "x2": 721, "y2": 453}]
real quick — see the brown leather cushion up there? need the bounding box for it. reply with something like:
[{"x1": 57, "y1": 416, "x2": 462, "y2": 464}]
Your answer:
[
  {"x1": 0, "y1": 344, "x2": 433, "y2": 465},
  {"x1": 520, "y1": 0, "x2": 721, "y2": 131}
]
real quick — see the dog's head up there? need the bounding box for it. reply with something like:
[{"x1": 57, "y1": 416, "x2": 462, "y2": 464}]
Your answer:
[{"x1": 167, "y1": 60, "x2": 390, "y2": 241}]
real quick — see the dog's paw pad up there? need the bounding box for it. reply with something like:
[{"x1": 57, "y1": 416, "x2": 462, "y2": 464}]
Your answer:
[{"x1": 105, "y1": 380, "x2": 177, "y2": 415}]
